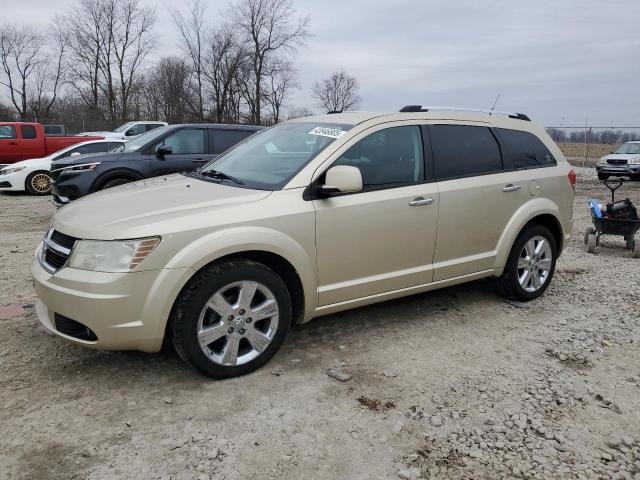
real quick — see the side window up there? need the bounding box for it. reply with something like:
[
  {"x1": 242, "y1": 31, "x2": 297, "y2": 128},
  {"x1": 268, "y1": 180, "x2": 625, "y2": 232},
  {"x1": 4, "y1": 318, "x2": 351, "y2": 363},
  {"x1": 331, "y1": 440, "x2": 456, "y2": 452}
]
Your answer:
[
  {"x1": 56, "y1": 142, "x2": 108, "y2": 159},
  {"x1": 108, "y1": 142, "x2": 123, "y2": 151},
  {"x1": 145, "y1": 124, "x2": 162, "y2": 132},
  {"x1": 497, "y1": 128, "x2": 557, "y2": 169},
  {"x1": 0, "y1": 125, "x2": 16, "y2": 139},
  {"x1": 333, "y1": 126, "x2": 424, "y2": 190},
  {"x1": 126, "y1": 124, "x2": 145, "y2": 136},
  {"x1": 155, "y1": 129, "x2": 206, "y2": 154},
  {"x1": 21, "y1": 125, "x2": 37, "y2": 139},
  {"x1": 213, "y1": 130, "x2": 253, "y2": 154},
  {"x1": 430, "y1": 125, "x2": 502, "y2": 180}
]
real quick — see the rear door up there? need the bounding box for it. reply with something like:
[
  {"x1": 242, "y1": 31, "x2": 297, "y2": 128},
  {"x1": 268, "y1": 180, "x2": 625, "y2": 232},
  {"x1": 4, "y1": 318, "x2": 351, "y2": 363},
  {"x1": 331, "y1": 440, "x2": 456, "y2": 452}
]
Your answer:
[
  {"x1": 19, "y1": 125, "x2": 42, "y2": 160},
  {"x1": 429, "y1": 122, "x2": 526, "y2": 281},
  {"x1": 210, "y1": 129, "x2": 255, "y2": 162},
  {"x1": 0, "y1": 125, "x2": 21, "y2": 163},
  {"x1": 148, "y1": 127, "x2": 210, "y2": 176}
]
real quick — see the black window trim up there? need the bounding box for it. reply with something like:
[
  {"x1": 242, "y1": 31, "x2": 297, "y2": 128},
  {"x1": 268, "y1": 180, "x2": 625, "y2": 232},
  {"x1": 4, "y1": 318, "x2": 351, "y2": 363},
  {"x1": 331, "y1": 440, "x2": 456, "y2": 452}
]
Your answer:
[
  {"x1": 427, "y1": 123, "x2": 506, "y2": 182},
  {"x1": 305, "y1": 123, "x2": 433, "y2": 201}
]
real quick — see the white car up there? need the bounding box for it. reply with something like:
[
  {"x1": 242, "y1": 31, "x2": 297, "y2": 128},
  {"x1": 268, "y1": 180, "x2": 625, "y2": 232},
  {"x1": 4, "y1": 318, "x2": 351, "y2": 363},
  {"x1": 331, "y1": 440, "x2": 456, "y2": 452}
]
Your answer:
[
  {"x1": 79, "y1": 121, "x2": 167, "y2": 140},
  {"x1": 0, "y1": 139, "x2": 124, "y2": 195},
  {"x1": 596, "y1": 141, "x2": 640, "y2": 180}
]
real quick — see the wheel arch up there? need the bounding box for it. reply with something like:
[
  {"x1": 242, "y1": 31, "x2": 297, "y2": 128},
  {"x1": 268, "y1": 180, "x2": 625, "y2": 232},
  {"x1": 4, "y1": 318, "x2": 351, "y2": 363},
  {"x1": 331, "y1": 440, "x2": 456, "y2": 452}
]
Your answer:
[
  {"x1": 90, "y1": 168, "x2": 144, "y2": 192},
  {"x1": 495, "y1": 199, "x2": 565, "y2": 274}
]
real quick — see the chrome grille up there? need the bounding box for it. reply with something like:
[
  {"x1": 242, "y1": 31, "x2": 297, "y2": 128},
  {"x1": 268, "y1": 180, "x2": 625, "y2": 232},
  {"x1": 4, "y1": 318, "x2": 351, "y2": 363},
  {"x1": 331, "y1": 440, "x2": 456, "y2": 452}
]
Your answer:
[
  {"x1": 607, "y1": 159, "x2": 627, "y2": 165},
  {"x1": 40, "y1": 228, "x2": 77, "y2": 273}
]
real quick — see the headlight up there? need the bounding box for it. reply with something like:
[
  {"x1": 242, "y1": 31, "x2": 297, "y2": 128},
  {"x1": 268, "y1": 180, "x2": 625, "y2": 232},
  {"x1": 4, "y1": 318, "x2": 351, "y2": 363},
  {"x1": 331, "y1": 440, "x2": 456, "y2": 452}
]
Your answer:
[
  {"x1": 629, "y1": 158, "x2": 640, "y2": 165},
  {"x1": 1, "y1": 166, "x2": 26, "y2": 175},
  {"x1": 68, "y1": 237, "x2": 160, "y2": 272},
  {"x1": 56, "y1": 162, "x2": 101, "y2": 173}
]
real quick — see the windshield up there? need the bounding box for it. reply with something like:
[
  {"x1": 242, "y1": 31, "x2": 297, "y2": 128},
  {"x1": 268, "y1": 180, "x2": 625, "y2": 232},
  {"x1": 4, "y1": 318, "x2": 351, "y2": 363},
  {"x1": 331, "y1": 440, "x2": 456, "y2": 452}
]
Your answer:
[
  {"x1": 614, "y1": 143, "x2": 640, "y2": 155},
  {"x1": 198, "y1": 122, "x2": 353, "y2": 189},
  {"x1": 113, "y1": 122, "x2": 133, "y2": 133},
  {"x1": 120, "y1": 125, "x2": 172, "y2": 152}
]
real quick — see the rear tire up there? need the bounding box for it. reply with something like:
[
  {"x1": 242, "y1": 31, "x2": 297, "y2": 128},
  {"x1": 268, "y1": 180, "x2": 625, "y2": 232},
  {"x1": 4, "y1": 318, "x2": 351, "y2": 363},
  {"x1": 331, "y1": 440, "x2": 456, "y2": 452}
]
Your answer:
[
  {"x1": 170, "y1": 259, "x2": 292, "y2": 379},
  {"x1": 101, "y1": 178, "x2": 132, "y2": 190},
  {"x1": 25, "y1": 171, "x2": 51, "y2": 195},
  {"x1": 497, "y1": 225, "x2": 557, "y2": 301},
  {"x1": 586, "y1": 234, "x2": 597, "y2": 254}
]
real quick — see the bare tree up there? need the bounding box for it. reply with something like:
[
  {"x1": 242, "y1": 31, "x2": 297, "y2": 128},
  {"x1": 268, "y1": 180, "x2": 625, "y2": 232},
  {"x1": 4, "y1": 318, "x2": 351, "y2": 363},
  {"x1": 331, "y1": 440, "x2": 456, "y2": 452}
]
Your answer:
[
  {"x1": 63, "y1": 0, "x2": 156, "y2": 124},
  {"x1": 229, "y1": 0, "x2": 309, "y2": 124},
  {"x1": 262, "y1": 58, "x2": 297, "y2": 124},
  {"x1": 169, "y1": 0, "x2": 206, "y2": 120},
  {"x1": 312, "y1": 69, "x2": 361, "y2": 113},
  {"x1": 144, "y1": 56, "x2": 190, "y2": 123},
  {"x1": 0, "y1": 24, "x2": 47, "y2": 119},
  {"x1": 286, "y1": 105, "x2": 314, "y2": 119}
]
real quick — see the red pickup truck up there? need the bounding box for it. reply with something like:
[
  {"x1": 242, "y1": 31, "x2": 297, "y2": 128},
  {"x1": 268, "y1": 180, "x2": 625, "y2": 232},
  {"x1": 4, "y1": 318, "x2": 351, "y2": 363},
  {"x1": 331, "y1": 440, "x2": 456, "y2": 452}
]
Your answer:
[{"x1": 0, "y1": 122, "x2": 103, "y2": 165}]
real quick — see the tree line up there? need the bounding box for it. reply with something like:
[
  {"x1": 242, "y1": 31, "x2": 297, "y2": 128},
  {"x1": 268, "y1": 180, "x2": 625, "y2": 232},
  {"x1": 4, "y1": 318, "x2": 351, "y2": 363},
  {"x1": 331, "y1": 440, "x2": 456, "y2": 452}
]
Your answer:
[
  {"x1": 547, "y1": 128, "x2": 640, "y2": 145},
  {"x1": 0, "y1": 0, "x2": 362, "y2": 132}
]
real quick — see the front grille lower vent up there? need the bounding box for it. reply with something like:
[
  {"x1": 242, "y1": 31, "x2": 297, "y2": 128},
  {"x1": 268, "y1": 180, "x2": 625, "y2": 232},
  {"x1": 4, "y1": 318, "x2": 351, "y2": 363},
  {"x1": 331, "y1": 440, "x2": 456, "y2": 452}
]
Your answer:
[{"x1": 54, "y1": 313, "x2": 98, "y2": 341}]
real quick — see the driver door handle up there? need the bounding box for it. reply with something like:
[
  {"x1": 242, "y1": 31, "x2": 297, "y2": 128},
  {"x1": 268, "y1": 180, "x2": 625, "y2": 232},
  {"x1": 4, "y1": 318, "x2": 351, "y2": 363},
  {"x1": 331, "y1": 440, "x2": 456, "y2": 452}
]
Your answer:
[
  {"x1": 409, "y1": 197, "x2": 435, "y2": 207},
  {"x1": 502, "y1": 184, "x2": 521, "y2": 193}
]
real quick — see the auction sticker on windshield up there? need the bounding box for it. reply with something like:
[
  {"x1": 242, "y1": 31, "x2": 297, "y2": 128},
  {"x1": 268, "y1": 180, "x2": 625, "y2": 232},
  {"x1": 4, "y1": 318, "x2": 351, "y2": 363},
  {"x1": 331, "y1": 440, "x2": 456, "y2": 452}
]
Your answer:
[{"x1": 308, "y1": 127, "x2": 346, "y2": 139}]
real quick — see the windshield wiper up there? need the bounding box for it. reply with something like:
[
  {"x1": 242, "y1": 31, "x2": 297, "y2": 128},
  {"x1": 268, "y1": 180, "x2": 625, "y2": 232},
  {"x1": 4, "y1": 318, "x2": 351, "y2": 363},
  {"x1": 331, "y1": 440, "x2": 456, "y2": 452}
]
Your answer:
[{"x1": 199, "y1": 169, "x2": 244, "y2": 185}]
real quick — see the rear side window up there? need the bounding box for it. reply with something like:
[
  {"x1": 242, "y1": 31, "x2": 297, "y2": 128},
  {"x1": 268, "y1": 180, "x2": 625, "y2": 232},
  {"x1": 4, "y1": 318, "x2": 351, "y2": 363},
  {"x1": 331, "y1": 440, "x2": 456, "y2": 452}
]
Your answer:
[
  {"x1": 145, "y1": 124, "x2": 163, "y2": 132},
  {"x1": 430, "y1": 125, "x2": 502, "y2": 180},
  {"x1": 0, "y1": 125, "x2": 16, "y2": 139},
  {"x1": 497, "y1": 128, "x2": 556, "y2": 169},
  {"x1": 213, "y1": 130, "x2": 254, "y2": 154},
  {"x1": 21, "y1": 125, "x2": 37, "y2": 139},
  {"x1": 56, "y1": 142, "x2": 110, "y2": 159}
]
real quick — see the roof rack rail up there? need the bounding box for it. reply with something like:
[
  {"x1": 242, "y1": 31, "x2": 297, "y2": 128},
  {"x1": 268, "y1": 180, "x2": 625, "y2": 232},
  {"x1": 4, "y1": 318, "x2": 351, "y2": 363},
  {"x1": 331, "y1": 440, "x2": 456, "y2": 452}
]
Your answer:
[{"x1": 399, "y1": 105, "x2": 530, "y2": 121}]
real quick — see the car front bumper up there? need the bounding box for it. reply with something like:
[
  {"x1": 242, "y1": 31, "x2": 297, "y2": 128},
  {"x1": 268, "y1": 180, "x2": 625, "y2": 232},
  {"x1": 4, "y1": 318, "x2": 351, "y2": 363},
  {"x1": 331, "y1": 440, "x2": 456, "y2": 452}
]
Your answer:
[
  {"x1": 0, "y1": 170, "x2": 27, "y2": 191},
  {"x1": 596, "y1": 164, "x2": 640, "y2": 177},
  {"x1": 31, "y1": 248, "x2": 191, "y2": 352}
]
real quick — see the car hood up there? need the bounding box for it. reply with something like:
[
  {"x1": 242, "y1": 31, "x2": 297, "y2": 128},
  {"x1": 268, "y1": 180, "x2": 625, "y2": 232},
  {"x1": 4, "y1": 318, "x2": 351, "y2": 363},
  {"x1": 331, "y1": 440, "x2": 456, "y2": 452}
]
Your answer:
[
  {"x1": 51, "y1": 152, "x2": 126, "y2": 167},
  {"x1": 2, "y1": 156, "x2": 51, "y2": 169},
  {"x1": 53, "y1": 174, "x2": 272, "y2": 239}
]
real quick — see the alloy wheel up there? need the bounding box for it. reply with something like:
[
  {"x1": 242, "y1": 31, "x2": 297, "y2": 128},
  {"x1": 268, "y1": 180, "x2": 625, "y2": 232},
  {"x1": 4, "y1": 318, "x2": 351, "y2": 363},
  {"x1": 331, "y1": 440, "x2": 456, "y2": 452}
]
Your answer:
[
  {"x1": 517, "y1": 235, "x2": 553, "y2": 292},
  {"x1": 196, "y1": 280, "x2": 279, "y2": 366},
  {"x1": 31, "y1": 173, "x2": 51, "y2": 194}
]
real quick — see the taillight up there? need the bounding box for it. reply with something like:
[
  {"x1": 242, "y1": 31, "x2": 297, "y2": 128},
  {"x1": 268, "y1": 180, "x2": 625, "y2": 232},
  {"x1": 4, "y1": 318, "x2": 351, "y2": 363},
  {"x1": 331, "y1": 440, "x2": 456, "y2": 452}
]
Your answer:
[{"x1": 568, "y1": 169, "x2": 576, "y2": 191}]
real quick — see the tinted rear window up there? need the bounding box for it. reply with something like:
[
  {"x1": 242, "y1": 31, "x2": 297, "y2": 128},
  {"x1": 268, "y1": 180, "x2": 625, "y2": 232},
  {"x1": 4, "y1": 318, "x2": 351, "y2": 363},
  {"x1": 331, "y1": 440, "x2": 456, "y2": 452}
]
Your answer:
[
  {"x1": 21, "y1": 125, "x2": 37, "y2": 139},
  {"x1": 430, "y1": 125, "x2": 502, "y2": 180},
  {"x1": 497, "y1": 128, "x2": 556, "y2": 169},
  {"x1": 213, "y1": 129, "x2": 255, "y2": 154}
]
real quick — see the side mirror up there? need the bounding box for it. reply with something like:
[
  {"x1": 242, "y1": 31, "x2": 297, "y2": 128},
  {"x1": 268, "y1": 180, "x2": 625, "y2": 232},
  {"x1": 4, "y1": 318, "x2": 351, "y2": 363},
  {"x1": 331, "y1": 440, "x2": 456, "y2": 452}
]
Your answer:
[
  {"x1": 318, "y1": 165, "x2": 363, "y2": 195},
  {"x1": 70, "y1": 152, "x2": 81, "y2": 157},
  {"x1": 156, "y1": 145, "x2": 172, "y2": 159}
]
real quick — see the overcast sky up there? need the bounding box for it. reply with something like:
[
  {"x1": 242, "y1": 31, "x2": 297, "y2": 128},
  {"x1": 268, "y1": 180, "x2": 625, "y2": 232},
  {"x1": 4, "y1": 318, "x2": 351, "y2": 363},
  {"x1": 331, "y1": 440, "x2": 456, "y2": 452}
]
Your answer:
[{"x1": 4, "y1": 0, "x2": 639, "y2": 127}]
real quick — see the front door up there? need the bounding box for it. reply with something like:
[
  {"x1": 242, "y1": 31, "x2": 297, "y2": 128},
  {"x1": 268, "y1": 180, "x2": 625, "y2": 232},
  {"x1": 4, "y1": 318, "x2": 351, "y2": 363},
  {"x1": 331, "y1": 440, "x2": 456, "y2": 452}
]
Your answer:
[
  {"x1": 149, "y1": 127, "x2": 212, "y2": 177},
  {"x1": 313, "y1": 124, "x2": 439, "y2": 306}
]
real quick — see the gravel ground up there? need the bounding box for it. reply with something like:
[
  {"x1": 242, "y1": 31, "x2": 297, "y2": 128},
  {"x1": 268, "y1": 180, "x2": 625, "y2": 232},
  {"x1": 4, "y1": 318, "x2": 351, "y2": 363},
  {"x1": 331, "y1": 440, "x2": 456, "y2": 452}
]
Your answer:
[{"x1": 1, "y1": 167, "x2": 639, "y2": 480}]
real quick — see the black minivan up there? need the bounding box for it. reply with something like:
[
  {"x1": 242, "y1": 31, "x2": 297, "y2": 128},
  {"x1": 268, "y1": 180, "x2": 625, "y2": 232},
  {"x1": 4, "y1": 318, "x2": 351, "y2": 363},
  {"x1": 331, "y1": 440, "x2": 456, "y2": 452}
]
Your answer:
[{"x1": 50, "y1": 123, "x2": 262, "y2": 205}]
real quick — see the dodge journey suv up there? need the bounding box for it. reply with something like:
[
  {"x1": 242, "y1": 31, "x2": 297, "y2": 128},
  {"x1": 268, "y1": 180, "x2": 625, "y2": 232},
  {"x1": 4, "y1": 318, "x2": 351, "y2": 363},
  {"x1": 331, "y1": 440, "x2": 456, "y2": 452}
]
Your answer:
[{"x1": 32, "y1": 107, "x2": 575, "y2": 378}]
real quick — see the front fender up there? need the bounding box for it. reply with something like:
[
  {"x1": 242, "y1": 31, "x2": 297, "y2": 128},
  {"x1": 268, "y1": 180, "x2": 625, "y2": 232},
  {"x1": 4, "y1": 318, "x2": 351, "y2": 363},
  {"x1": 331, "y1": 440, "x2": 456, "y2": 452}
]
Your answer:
[
  {"x1": 494, "y1": 197, "x2": 564, "y2": 273},
  {"x1": 164, "y1": 225, "x2": 318, "y2": 314}
]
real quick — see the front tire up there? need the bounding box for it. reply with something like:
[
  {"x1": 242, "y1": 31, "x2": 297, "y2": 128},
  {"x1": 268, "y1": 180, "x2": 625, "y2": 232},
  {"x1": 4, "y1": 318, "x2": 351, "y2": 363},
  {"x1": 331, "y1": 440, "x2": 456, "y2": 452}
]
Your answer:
[
  {"x1": 25, "y1": 171, "x2": 52, "y2": 195},
  {"x1": 497, "y1": 225, "x2": 557, "y2": 301},
  {"x1": 170, "y1": 260, "x2": 292, "y2": 379}
]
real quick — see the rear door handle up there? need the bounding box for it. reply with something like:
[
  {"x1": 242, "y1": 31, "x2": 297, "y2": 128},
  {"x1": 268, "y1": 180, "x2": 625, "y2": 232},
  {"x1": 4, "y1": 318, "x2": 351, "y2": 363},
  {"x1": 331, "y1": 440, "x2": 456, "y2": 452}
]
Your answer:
[
  {"x1": 502, "y1": 184, "x2": 521, "y2": 193},
  {"x1": 409, "y1": 197, "x2": 435, "y2": 207}
]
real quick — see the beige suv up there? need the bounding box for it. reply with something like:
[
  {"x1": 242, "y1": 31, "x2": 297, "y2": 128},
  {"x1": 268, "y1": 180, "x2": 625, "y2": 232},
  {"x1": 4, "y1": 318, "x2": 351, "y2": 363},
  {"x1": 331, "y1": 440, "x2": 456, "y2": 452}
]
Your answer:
[{"x1": 32, "y1": 107, "x2": 575, "y2": 378}]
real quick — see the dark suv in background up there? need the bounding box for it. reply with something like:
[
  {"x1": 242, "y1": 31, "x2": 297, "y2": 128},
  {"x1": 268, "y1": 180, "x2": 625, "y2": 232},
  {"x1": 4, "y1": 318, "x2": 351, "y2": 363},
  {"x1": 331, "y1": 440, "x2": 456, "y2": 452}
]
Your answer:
[{"x1": 50, "y1": 123, "x2": 262, "y2": 205}]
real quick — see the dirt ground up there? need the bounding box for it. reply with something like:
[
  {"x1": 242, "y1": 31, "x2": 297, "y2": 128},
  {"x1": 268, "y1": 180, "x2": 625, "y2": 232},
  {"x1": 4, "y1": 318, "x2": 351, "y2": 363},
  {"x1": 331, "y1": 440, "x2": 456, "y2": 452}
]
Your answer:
[{"x1": 1, "y1": 167, "x2": 639, "y2": 480}]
